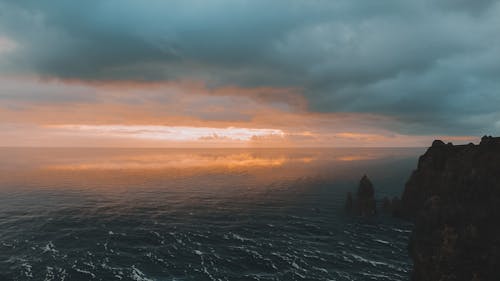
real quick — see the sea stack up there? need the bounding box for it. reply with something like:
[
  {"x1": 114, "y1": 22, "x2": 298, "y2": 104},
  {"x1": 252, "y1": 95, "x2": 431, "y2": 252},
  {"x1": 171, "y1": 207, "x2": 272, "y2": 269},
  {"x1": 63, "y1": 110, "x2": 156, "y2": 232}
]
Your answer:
[
  {"x1": 357, "y1": 175, "x2": 376, "y2": 216},
  {"x1": 395, "y1": 136, "x2": 500, "y2": 281},
  {"x1": 345, "y1": 175, "x2": 377, "y2": 216}
]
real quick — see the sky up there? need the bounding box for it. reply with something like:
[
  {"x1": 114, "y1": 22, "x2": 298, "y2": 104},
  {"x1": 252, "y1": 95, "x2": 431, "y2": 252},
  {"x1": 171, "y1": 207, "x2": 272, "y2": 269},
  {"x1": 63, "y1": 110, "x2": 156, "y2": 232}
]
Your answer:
[{"x1": 0, "y1": 0, "x2": 499, "y2": 147}]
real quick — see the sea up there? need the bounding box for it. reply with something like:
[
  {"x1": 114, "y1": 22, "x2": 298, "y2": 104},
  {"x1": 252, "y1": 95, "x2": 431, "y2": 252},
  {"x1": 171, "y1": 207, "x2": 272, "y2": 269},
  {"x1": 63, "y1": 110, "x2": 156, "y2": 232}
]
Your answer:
[{"x1": 0, "y1": 147, "x2": 422, "y2": 281}]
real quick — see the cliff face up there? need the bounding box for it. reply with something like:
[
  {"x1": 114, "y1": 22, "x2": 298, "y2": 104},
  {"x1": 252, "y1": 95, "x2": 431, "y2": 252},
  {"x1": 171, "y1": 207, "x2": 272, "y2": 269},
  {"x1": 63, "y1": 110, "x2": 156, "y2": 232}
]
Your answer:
[{"x1": 397, "y1": 136, "x2": 500, "y2": 281}]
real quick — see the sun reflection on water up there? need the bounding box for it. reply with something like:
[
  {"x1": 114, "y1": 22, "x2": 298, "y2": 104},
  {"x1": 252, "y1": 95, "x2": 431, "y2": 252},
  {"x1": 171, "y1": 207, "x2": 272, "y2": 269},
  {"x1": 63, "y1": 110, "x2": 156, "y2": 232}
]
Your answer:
[
  {"x1": 43, "y1": 153, "x2": 315, "y2": 170},
  {"x1": 0, "y1": 148, "x2": 424, "y2": 193}
]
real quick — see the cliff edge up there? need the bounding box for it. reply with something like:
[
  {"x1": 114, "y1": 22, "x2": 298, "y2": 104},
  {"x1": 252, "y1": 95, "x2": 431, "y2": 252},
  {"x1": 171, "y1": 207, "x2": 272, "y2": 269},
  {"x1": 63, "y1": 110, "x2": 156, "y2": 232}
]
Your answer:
[{"x1": 396, "y1": 136, "x2": 500, "y2": 281}]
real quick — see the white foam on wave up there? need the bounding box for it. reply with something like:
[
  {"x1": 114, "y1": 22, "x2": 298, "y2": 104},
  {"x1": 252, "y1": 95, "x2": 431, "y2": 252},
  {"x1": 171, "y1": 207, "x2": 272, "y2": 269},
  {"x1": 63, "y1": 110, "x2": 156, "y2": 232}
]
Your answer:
[
  {"x1": 42, "y1": 241, "x2": 58, "y2": 254},
  {"x1": 73, "y1": 267, "x2": 96, "y2": 278},
  {"x1": 374, "y1": 239, "x2": 390, "y2": 245},
  {"x1": 130, "y1": 265, "x2": 154, "y2": 281},
  {"x1": 360, "y1": 271, "x2": 390, "y2": 279},
  {"x1": 21, "y1": 262, "x2": 33, "y2": 278},
  {"x1": 350, "y1": 253, "x2": 389, "y2": 267},
  {"x1": 83, "y1": 261, "x2": 96, "y2": 269},
  {"x1": 44, "y1": 266, "x2": 54, "y2": 281},
  {"x1": 313, "y1": 266, "x2": 328, "y2": 273},
  {"x1": 228, "y1": 233, "x2": 254, "y2": 243},
  {"x1": 392, "y1": 228, "x2": 411, "y2": 233}
]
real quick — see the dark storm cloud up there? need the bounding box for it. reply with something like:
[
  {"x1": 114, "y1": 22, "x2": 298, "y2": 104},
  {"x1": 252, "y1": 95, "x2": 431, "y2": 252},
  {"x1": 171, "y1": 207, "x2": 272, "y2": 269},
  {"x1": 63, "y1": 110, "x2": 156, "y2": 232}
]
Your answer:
[{"x1": 0, "y1": 0, "x2": 499, "y2": 135}]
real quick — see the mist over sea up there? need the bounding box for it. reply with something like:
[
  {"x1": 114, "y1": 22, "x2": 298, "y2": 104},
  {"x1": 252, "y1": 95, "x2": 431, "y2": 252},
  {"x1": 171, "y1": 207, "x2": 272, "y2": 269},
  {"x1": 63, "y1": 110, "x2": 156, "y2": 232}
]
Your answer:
[{"x1": 0, "y1": 147, "x2": 422, "y2": 280}]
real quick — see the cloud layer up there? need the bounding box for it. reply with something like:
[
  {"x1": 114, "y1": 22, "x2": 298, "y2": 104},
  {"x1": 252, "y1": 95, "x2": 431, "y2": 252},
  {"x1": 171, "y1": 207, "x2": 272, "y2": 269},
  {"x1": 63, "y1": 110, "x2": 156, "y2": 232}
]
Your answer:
[{"x1": 0, "y1": 0, "x2": 499, "y2": 141}]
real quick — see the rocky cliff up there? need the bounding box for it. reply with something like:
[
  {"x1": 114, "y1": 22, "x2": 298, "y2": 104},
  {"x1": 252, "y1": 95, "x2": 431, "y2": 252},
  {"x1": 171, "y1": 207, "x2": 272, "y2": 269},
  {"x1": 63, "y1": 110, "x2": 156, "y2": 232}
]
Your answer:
[{"x1": 396, "y1": 136, "x2": 500, "y2": 281}]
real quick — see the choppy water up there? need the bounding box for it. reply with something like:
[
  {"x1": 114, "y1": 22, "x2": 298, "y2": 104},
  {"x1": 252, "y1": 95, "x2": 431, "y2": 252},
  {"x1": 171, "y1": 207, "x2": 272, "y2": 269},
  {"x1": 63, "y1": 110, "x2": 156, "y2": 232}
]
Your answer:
[{"x1": 0, "y1": 148, "x2": 421, "y2": 280}]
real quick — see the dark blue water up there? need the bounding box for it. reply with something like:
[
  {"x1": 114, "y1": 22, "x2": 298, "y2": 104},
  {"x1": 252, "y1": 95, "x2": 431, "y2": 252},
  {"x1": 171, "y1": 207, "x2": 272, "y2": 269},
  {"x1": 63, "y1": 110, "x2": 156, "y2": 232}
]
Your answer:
[{"x1": 0, "y1": 148, "x2": 421, "y2": 280}]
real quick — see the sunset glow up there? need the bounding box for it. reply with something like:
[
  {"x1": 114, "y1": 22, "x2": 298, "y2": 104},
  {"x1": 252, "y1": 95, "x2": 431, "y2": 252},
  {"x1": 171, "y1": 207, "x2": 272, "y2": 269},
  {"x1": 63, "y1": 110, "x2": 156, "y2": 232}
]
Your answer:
[
  {"x1": 1, "y1": 1, "x2": 497, "y2": 147},
  {"x1": 43, "y1": 152, "x2": 292, "y2": 171},
  {"x1": 1, "y1": 2, "x2": 499, "y2": 279},
  {"x1": 0, "y1": 77, "x2": 479, "y2": 147},
  {"x1": 52, "y1": 125, "x2": 285, "y2": 142}
]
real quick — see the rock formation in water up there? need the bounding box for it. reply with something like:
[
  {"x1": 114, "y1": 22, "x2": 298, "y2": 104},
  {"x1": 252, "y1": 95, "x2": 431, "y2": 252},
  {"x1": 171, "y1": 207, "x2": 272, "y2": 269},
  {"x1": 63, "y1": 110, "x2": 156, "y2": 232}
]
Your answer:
[
  {"x1": 345, "y1": 175, "x2": 377, "y2": 216},
  {"x1": 345, "y1": 192, "x2": 353, "y2": 212},
  {"x1": 357, "y1": 175, "x2": 377, "y2": 216},
  {"x1": 395, "y1": 135, "x2": 500, "y2": 281},
  {"x1": 382, "y1": 196, "x2": 401, "y2": 214}
]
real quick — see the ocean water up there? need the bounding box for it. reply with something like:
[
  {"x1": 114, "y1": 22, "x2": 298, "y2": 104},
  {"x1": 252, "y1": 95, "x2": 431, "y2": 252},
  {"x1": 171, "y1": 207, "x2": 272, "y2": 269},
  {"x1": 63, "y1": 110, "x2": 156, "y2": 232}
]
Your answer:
[{"x1": 0, "y1": 148, "x2": 422, "y2": 281}]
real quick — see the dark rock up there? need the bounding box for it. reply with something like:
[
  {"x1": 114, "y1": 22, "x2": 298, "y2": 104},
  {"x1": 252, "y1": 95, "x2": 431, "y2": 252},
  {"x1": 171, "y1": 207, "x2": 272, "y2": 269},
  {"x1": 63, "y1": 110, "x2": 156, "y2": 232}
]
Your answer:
[
  {"x1": 480, "y1": 135, "x2": 500, "y2": 145},
  {"x1": 345, "y1": 192, "x2": 353, "y2": 212},
  {"x1": 345, "y1": 175, "x2": 377, "y2": 216},
  {"x1": 390, "y1": 196, "x2": 401, "y2": 216},
  {"x1": 382, "y1": 197, "x2": 392, "y2": 212},
  {"x1": 395, "y1": 136, "x2": 500, "y2": 281},
  {"x1": 356, "y1": 175, "x2": 376, "y2": 216},
  {"x1": 381, "y1": 196, "x2": 402, "y2": 215},
  {"x1": 432, "y1": 139, "x2": 445, "y2": 147},
  {"x1": 358, "y1": 175, "x2": 374, "y2": 199}
]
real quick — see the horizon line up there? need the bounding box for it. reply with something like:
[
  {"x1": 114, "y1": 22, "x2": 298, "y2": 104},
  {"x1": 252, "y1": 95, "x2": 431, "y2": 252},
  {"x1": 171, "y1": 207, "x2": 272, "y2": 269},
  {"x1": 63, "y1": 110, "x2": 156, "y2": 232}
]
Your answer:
[{"x1": 0, "y1": 145, "x2": 429, "y2": 149}]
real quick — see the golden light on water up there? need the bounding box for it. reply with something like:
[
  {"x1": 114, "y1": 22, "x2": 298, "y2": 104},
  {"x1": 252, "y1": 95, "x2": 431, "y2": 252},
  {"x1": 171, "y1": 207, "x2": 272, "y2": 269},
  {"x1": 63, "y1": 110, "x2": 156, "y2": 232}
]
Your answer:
[
  {"x1": 0, "y1": 147, "x2": 425, "y2": 191},
  {"x1": 43, "y1": 152, "x2": 315, "y2": 171},
  {"x1": 336, "y1": 155, "x2": 378, "y2": 161},
  {"x1": 40, "y1": 149, "x2": 390, "y2": 171}
]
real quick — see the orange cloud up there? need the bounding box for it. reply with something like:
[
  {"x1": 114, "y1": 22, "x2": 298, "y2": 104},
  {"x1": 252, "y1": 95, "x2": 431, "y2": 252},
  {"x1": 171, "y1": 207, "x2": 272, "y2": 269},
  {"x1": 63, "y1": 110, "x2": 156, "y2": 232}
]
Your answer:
[
  {"x1": 50, "y1": 125, "x2": 285, "y2": 141},
  {"x1": 0, "y1": 76, "x2": 478, "y2": 147}
]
